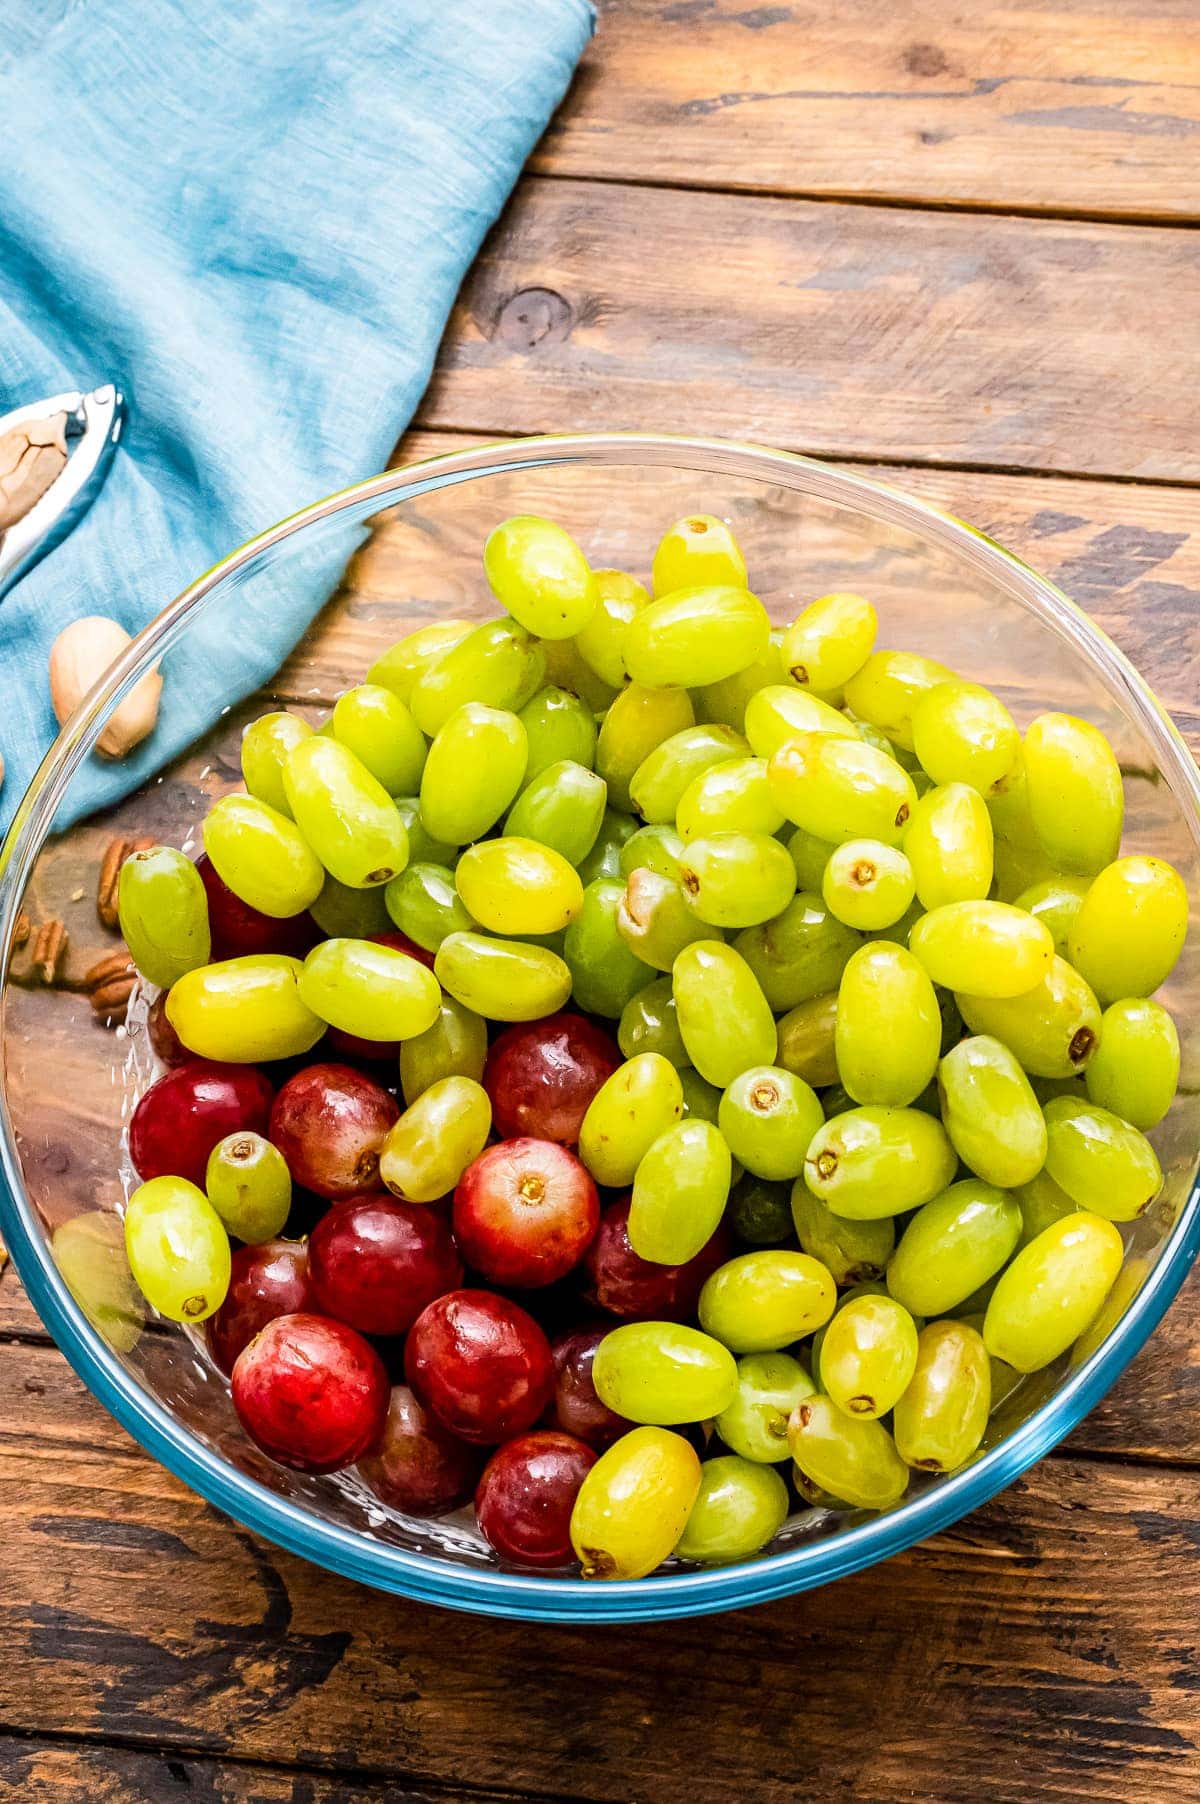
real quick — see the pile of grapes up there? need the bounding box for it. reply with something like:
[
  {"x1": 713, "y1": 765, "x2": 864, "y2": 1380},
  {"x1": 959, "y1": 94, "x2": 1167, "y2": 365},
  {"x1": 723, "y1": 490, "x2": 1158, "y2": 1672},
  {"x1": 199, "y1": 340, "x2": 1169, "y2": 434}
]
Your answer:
[{"x1": 114, "y1": 510, "x2": 1188, "y2": 1580}]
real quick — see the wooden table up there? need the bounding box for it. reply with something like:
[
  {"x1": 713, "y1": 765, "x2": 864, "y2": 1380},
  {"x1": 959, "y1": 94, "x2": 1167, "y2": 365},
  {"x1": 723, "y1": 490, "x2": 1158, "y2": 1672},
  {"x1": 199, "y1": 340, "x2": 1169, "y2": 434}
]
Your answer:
[{"x1": 4, "y1": 3, "x2": 1200, "y2": 1798}]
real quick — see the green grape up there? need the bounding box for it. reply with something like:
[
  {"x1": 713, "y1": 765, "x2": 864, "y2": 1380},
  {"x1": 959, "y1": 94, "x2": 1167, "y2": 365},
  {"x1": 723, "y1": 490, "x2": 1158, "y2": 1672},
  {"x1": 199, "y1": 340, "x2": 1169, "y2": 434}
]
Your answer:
[
  {"x1": 578, "y1": 808, "x2": 640, "y2": 886},
  {"x1": 298, "y1": 937, "x2": 441, "y2": 1041},
  {"x1": 938, "y1": 1034, "x2": 1046, "y2": 1187},
  {"x1": 201, "y1": 795, "x2": 324, "y2": 920},
  {"x1": 117, "y1": 846, "x2": 212, "y2": 988},
  {"x1": 1013, "y1": 1167, "x2": 1078, "y2": 1247},
  {"x1": 676, "y1": 756, "x2": 783, "y2": 842},
  {"x1": 618, "y1": 975, "x2": 690, "y2": 1065},
  {"x1": 309, "y1": 874, "x2": 392, "y2": 939},
  {"x1": 284, "y1": 736, "x2": 408, "y2": 888},
  {"x1": 241, "y1": 711, "x2": 313, "y2": 817},
  {"x1": 53, "y1": 1212, "x2": 144, "y2": 1354},
  {"x1": 1010, "y1": 879, "x2": 1084, "y2": 959},
  {"x1": 819, "y1": 1294, "x2": 918, "y2": 1419},
  {"x1": 379, "y1": 1074, "x2": 492, "y2": 1203},
  {"x1": 851, "y1": 716, "x2": 897, "y2": 760},
  {"x1": 455, "y1": 836, "x2": 584, "y2": 937},
  {"x1": 673, "y1": 940, "x2": 777, "y2": 1086},
  {"x1": 676, "y1": 1456, "x2": 789, "y2": 1563},
  {"x1": 1086, "y1": 998, "x2": 1179, "y2": 1129},
  {"x1": 790, "y1": 1183, "x2": 892, "y2": 1285},
  {"x1": 788, "y1": 1393, "x2": 908, "y2": 1509},
  {"x1": 205, "y1": 1132, "x2": 291, "y2": 1244},
  {"x1": 886, "y1": 1179, "x2": 1022, "y2": 1316},
  {"x1": 893, "y1": 1321, "x2": 990, "y2": 1471},
  {"x1": 617, "y1": 868, "x2": 711, "y2": 971},
  {"x1": 956, "y1": 954, "x2": 1101, "y2": 1081},
  {"x1": 563, "y1": 880, "x2": 654, "y2": 1018},
  {"x1": 834, "y1": 942, "x2": 940, "y2": 1107},
  {"x1": 367, "y1": 618, "x2": 474, "y2": 703},
  {"x1": 678, "y1": 1067, "x2": 723, "y2": 1124},
  {"x1": 768, "y1": 733, "x2": 917, "y2": 847},
  {"x1": 842, "y1": 649, "x2": 955, "y2": 752},
  {"x1": 651, "y1": 513, "x2": 748, "y2": 595},
  {"x1": 166, "y1": 955, "x2": 324, "y2": 1062},
  {"x1": 579, "y1": 1053, "x2": 685, "y2": 1189},
  {"x1": 124, "y1": 1176, "x2": 231, "y2": 1323},
  {"x1": 986, "y1": 749, "x2": 1040, "y2": 845},
  {"x1": 909, "y1": 899, "x2": 1052, "y2": 998},
  {"x1": 1068, "y1": 855, "x2": 1189, "y2": 1003},
  {"x1": 1042, "y1": 1096, "x2": 1162, "y2": 1222},
  {"x1": 1022, "y1": 712, "x2": 1123, "y2": 876},
  {"x1": 786, "y1": 824, "x2": 836, "y2": 891},
  {"x1": 483, "y1": 514, "x2": 598, "y2": 639},
  {"x1": 629, "y1": 1120, "x2": 731, "y2": 1264},
  {"x1": 330, "y1": 684, "x2": 427, "y2": 795},
  {"x1": 574, "y1": 568, "x2": 651, "y2": 687},
  {"x1": 518, "y1": 685, "x2": 598, "y2": 779},
  {"x1": 903, "y1": 782, "x2": 993, "y2": 911},
  {"x1": 821, "y1": 838, "x2": 915, "y2": 931},
  {"x1": 593, "y1": 1321, "x2": 738, "y2": 1424},
  {"x1": 718, "y1": 1066, "x2": 824, "y2": 1182},
  {"x1": 677, "y1": 832, "x2": 797, "y2": 929},
  {"x1": 743, "y1": 684, "x2": 856, "y2": 760},
  {"x1": 727, "y1": 1175, "x2": 794, "y2": 1246},
  {"x1": 392, "y1": 796, "x2": 456, "y2": 868},
  {"x1": 570, "y1": 1427, "x2": 700, "y2": 1580},
  {"x1": 629, "y1": 724, "x2": 747, "y2": 824},
  {"x1": 804, "y1": 1105, "x2": 956, "y2": 1220},
  {"x1": 541, "y1": 633, "x2": 621, "y2": 713},
  {"x1": 502, "y1": 761, "x2": 607, "y2": 866},
  {"x1": 408, "y1": 618, "x2": 545, "y2": 736},
  {"x1": 695, "y1": 636, "x2": 785, "y2": 733},
  {"x1": 809, "y1": 1278, "x2": 896, "y2": 1381},
  {"x1": 597, "y1": 681, "x2": 695, "y2": 813},
  {"x1": 619, "y1": 824, "x2": 686, "y2": 883},
  {"x1": 983, "y1": 1211, "x2": 1124, "y2": 1372},
  {"x1": 910, "y1": 681, "x2": 1020, "y2": 794},
  {"x1": 734, "y1": 892, "x2": 860, "y2": 1012},
  {"x1": 385, "y1": 862, "x2": 476, "y2": 951},
  {"x1": 1070, "y1": 1255, "x2": 1151, "y2": 1368},
  {"x1": 992, "y1": 836, "x2": 1063, "y2": 905},
  {"x1": 623, "y1": 585, "x2": 770, "y2": 688},
  {"x1": 434, "y1": 932, "x2": 571, "y2": 1022},
  {"x1": 781, "y1": 592, "x2": 877, "y2": 693},
  {"x1": 699, "y1": 1249, "x2": 836, "y2": 1354},
  {"x1": 715, "y1": 1351, "x2": 815, "y2": 1462},
  {"x1": 775, "y1": 991, "x2": 840, "y2": 1087},
  {"x1": 1032, "y1": 1073, "x2": 1088, "y2": 1105},
  {"x1": 399, "y1": 994, "x2": 489, "y2": 1106},
  {"x1": 419, "y1": 703, "x2": 527, "y2": 846}
]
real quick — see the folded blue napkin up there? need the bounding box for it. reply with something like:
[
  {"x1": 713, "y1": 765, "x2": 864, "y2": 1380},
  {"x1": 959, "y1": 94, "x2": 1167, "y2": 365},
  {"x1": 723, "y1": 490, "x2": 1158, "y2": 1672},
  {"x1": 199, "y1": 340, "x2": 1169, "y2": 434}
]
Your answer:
[{"x1": 0, "y1": 0, "x2": 594, "y2": 830}]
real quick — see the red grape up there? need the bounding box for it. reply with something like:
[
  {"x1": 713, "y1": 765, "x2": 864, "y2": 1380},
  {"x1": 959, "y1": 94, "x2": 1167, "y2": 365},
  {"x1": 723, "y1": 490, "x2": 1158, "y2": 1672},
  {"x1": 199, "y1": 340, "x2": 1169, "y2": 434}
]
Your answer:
[
  {"x1": 484, "y1": 1013, "x2": 620, "y2": 1144},
  {"x1": 405, "y1": 1289, "x2": 555, "y2": 1445},
  {"x1": 146, "y1": 992, "x2": 188, "y2": 1067},
  {"x1": 231, "y1": 1312, "x2": 389, "y2": 1473},
  {"x1": 129, "y1": 1060, "x2": 275, "y2": 1187},
  {"x1": 583, "y1": 1195, "x2": 734, "y2": 1321},
  {"x1": 269, "y1": 1062, "x2": 399, "y2": 1199},
  {"x1": 475, "y1": 1431, "x2": 596, "y2": 1568},
  {"x1": 453, "y1": 1139, "x2": 599, "y2": 1288},
  {"x1": 371, "y1": 929, "x2": 436, "y2": 970},
  {"x1": 545, "y1": 1324, "x2": 630, "y2": 1450},
  {"x1": 326, "y1": 1027, "x2": 403, "y2": 1061},
  {"x1": 357, "y1": 1384, "x2": 483, "y2": 1515},
  {"x1": 308, "y1": 1194, "x2": 463, "y2": 1337},
  {"x1": 205, "y1": 1239, "x2": 315, "y2": 1375},
  {"x1": 197, "y1": 853, "x2": 319, "y2": 960}
]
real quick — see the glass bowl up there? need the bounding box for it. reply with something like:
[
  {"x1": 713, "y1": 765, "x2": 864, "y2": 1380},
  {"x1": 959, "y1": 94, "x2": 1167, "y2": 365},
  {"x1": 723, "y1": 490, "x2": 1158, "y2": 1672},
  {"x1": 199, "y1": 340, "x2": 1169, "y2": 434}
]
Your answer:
[{"x1": 1, "y1": 432, "x2": 1197, "y2": 1624}]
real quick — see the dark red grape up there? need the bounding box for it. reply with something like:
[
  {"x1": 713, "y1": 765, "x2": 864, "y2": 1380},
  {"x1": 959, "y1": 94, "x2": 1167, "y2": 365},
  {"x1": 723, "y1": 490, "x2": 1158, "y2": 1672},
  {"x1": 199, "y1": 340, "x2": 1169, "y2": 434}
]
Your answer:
[
  {"x1": 205, "y1": 1239, "x2": 315, "y2": 1375},
  {"x1": 357, "y1": 1384, "x2": 482, "y2": 1515},
  {"x1": 130, "y1": 1060, "x2": 275, "y2": 1187},
  {"x1": 453, "y1": 1139, "x2": 599, "y2": 1289},
  {"x1": 231, "y1": 1312, "x2": 389, "y2": 1473},
  {"x1": 308, "y1": 1194, "x2": 463, "y2": 1337},
  {"x1": 583, "y1": 1195, "x2": 734, "y2": 1321},
  {"x1": 146, "y1": 992, "x2": 188, "y2": 1067},
  {"x1": 405, "y1": 1289, "x2": 555, "y2": 1445},
  {"x1": 326, "y1": 1027, "x2": 403, "y2": 1061},
  {"x1": 483, "y1": 1013, "x2": 620, "y2": 1144},
  {"x1": 545, "y1": 1324, "x2": 630, "y2": 1450},
  {"x1": 197, "y1": 853, "x2": 319, "y2": 960},
  {"x1": 475, "y1": 1431, "x2": 596, "y2": 1569},
  {"x1": 269, "y1": 1062, "x2": 399, "y2": 1199}
]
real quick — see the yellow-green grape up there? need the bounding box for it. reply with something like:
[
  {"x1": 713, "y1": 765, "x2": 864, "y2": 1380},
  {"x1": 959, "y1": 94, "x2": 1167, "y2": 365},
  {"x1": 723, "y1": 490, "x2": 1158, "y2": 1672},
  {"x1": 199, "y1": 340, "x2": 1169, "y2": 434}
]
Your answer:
[
  {"x1": 1014, "y1": 875, "x2": 1090, "y2": 957},
  {"x1": 991, "y1": 836, "x2": 1063, "y2": 905},
  {"x1": 1086, "y1": 998, "x2": 1179, "y2": 1129},
  {"x1": 283, "y1": 736, "x2": 408, "y2": 888},
  {"x1": 1068, "y1": 855, "x2": 1189, "y2": 1003},
  {"x1": 617, "y1": 868, "x2": 711, "y2": 972},
  {"x1": 715, "y1": 1351, "x2": 815, "y2": 1462},
  {"x1": 124, "y1": 1177, "x2": 231, "y2": 1323},
  {"x1": 938, "y1": 1034, "x2": 1047, "y2": 1187},
  {"x1": 330, "y1": 684, "x2": 427, "y2": 796},
  {"x1": 577, "y1": 807, "x2": 640, "y2": 886},
  {"x1": 677, "y1": 832, "x2": 797, "y2": 930},
  {"x1": 651, "y1": 513, "x2": 748, "y2": 595},
  {"x1": 983, "y1": 1211, "x2": 1124, "y2": 1372},
  {"x1": 629, "y1": 1119, "x2": 731, "y2": 1264},
  {"x1": 821, "y1": 838, "x2": 915, "y2": 931},
  {"x1": 781, "y1": 592, "x2": 877, "y2": 693},
  {"x1": 201, "y1": 795, "x2": 324, "y2": 920},
  {"x1": 434, "y1": 932, "x2": 571, "y2": 1022},
  {"x1": 678, "y1": 1067, "x2": 723, "y2": 1124},
  {"x1": 629, "y1": 724, "x2": 748, "y2": 823},
  {"x1": 1070, "y1": 1255, "x2": 1151, "y2": 1368},
  {"x1": 166, "y1": 956, "x2": 324, "y2": 1062},
  {"x1": 573, "y1": 568, "x2": 651, "y2": 687},
  {"x1": 743, "y1": 684, "x2": 856, "y2": 760},
  {"x1": 1023, "y1": 711, "x2": 1124, "y2": 876},
  {"x1": 775, "y1": 990, "x2": 839, "y2": 1087},
  {"x1": 298, "y1": 937, "x2": 441, "y2": 1041},
  {"x1": 842, "y1": 650, "x2": 956, "y2": 752},
  {"x1": 563, "y1": 879, "x2": 654, "y2": 1019},
  {"x1": 786, "y1": 824, "x2": 836, "y2": 892},
  {"x1": 386, "y1": 862, "x2": 476, "y2": 951},
  {"x1": 570, "y1": 1427, "x2": 701, "y2": 1580},
  {"x1": 986, "y1": 749, "x2": 1040, "y2": 844},
  {"x1": 408, "y1": 618, "x2": 545, "y2": 736},
  {"x1": 904, "y1": 782, "x2": 993, "y2": 910},
  {"x1": 1042, "y1": 1096, "x2": 1162, "y2": 1222},
  {"x1": 518, "y1": 685, "x2": 597, "y2": 779},
  {"x1": 379, "y1": 1074, "x2": 492, "y2": 1204},
  {"x1": 579, "y1": 1054, "x2": 684, "y2": 1188},
  {"x1": 819, "y1": 1294, "x2": 919, "y2": 1419},
  {"x1": 835, "y1": 942, "x2": 940, "y2": 1109},
  {"x1": 205, "y1": 1132, "x2": 291, "y2": 1244},
  {"x1": 735, "y1": 893, "x2": 860, "y2": 1013},
  {"x1": 726, "y1": 1174, "x2": 792, "y2": 1245},
  {"x1": 53, "y1": 1213, "x2": 144, "y2": 1354},
  {"x1": 673, "y1": 940, "x2": 777, "y2": 1086},
  {"x1": 852, "y1": 716, "x2": 898, "y2": 760},
  {"x1": 886, "y1": 1179, "x2": 1022, "y2": 1316},
  {"x1": 623, "y1": 585, "x2": 770, "y2": 688},
  {"x1": 117, "y1": 846, "x2": 212, "y2": 988},
  {"x1": 699, "y1": 1250, "x2": 836, "y2": 1354},
  {"x1": 454, "y1": 837, "x2": 584, "y2": 938},
  {"x1": 893, "y1": 1321, "x2": 990, "y2": 1471},
  {"x1": 618, "y1": 975, "x2": 690, "y2": 1065},
  {"x1": 392, "y1": 797, "x2": 456, "y2": 869},
  {"x1": 717, "y1": 1066, "x2": 824, "y2": 1182},
  {"x1": 419, "y1": 703, "x2": 528, "y2": 847},
  {"x1": 789, "y1": 1183, "x2": 893, "y2": 1286},
  {"x1": 241, "y1": 711, "x2": 314, "y2": 817},
  {"x1": 676, "y1": 1456, "x2": 789, "y2": 1564},
  {"x1": 596, "y1": 681, "x2": 695, "y2": 813},
  {"x1": 804, "y1": 1105, "x2": 957, "y2": 1220},
  {"x1": 1014, "y1": 1167, "x2": 1078, "y2": 1247},
  {"x1": 695, "y1": 636, "x2": 785, "y2": 734},
  {"x1": 909, "y1": 899, "x2": 1053, "y2": 998},
  {"x1": 483, "y1": 514, "x2": 598, "y2": 639},
  {"x1": 788, "y1": 1393, "x2": 908, "y2": 1509},
  {"x1": 676, "y1": 756, "x2": 783, "y2": 842},
  {"x1": 619, "y1": 824, "x2": 685, "y2": 883},
  {"x1": 309, "y1": 874, "x2": 392, "y2": 940},
  {"x1": 910, "y1": 681, "x2": 1020, "y2": 794},
  {"x1": 957, "y1": 955, "x2": 1101, "y2": 1081},
  {"x1": 541, "y1": 633, "x2": 621, "y2": 714},
  {"x1": 593, "y1": 1321, "x2": 738, "y2": 1425},
  {"x1": 768, "y1": 733, "x2": 917, "y2": 848},
  {"x1": 503, "y1": 761, "x2": 607, "y2": 866},
  {"x1": 398, "y1": 994, "x2": 488, "y2": 1107},
  {"x1": 367, "y1": 618, "x2": 474, "y2": 703}
]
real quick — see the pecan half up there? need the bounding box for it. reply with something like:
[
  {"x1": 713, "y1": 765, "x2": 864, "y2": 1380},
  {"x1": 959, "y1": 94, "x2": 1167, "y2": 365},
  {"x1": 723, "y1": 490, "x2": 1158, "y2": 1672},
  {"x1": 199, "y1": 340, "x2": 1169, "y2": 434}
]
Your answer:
[
  {"x1": 97, "y1": 834, "x2": 156, "y2": 929},
  {"x1": 31, "y1": 918, "x2": 68, "y2": 985},
  {"x1": 84, "y1": 948, "x2": 138, "y2": 1025}
]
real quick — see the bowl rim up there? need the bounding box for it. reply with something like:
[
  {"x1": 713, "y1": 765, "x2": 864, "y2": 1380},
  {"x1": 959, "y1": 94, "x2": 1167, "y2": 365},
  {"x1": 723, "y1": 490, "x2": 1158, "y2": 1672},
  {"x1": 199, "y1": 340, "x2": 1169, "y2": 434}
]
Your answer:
[{"x1": 2, "y1": 428, "x2": 1199, "y2": 1623}]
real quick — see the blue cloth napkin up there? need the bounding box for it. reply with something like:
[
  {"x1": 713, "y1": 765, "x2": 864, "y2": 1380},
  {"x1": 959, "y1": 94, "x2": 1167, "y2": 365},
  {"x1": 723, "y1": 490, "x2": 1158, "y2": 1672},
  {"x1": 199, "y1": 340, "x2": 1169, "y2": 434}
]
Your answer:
[{"x1": 0, "y1": 0, "x2": 593, "y2": 830}]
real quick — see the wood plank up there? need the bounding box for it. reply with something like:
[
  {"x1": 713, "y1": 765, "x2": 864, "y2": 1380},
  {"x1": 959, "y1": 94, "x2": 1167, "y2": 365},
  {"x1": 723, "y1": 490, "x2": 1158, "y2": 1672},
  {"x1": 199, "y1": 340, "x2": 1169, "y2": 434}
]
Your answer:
[
  {"x1": 421, "y1": 179, "x2": 1200, "y2": 482},
  {"x1": 541, "y1": 0, "x2": 1200, "y2": 222}
]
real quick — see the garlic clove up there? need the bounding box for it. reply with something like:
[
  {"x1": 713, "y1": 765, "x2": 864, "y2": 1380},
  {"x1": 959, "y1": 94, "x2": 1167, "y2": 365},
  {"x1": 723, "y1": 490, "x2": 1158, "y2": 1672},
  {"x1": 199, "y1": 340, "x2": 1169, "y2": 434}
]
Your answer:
[{"x1": 48, "y1": 614, "x2": 162, "y2": 761}]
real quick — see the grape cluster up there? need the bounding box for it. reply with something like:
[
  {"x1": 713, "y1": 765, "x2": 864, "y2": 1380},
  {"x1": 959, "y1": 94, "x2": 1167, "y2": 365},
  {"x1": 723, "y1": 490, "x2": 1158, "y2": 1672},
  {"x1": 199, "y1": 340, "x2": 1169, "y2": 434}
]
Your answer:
[{"x1": 113, "y1": 509, "x2": 1187, "y2": 1579}]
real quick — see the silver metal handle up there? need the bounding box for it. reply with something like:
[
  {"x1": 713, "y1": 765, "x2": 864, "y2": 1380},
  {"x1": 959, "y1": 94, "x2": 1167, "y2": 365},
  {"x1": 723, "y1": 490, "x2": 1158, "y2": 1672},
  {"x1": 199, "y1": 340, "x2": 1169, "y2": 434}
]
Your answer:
[{"x1": 0, "y1": 384, "x2": 125, "y2": 600}]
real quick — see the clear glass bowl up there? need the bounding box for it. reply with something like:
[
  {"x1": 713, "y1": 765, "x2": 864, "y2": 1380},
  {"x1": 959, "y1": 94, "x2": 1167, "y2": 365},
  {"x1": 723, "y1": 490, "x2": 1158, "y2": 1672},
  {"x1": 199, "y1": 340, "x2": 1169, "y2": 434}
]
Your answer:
[{"x1": 1, "y1": 432, "x2": 1197, "y2": 1624}]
